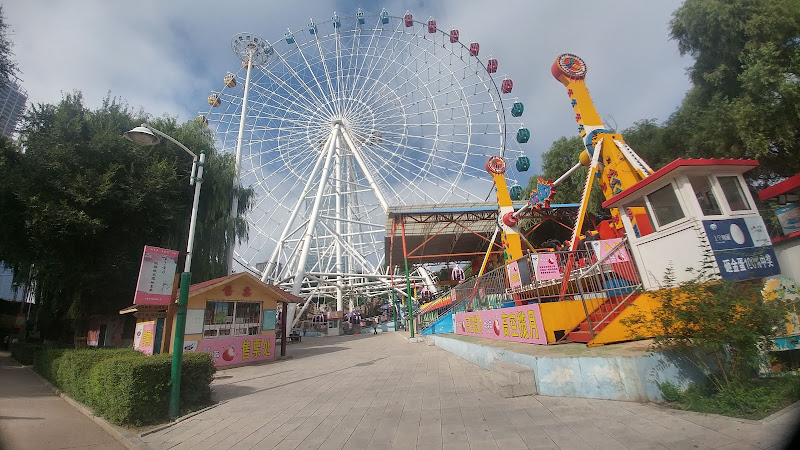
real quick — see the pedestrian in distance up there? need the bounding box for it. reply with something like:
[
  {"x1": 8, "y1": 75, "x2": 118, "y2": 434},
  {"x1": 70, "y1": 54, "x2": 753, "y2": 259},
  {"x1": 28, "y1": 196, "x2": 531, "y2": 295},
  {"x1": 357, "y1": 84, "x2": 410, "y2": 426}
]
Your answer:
[{"x1": 373, "y1": 317, "x2": 378, "y2": 334}]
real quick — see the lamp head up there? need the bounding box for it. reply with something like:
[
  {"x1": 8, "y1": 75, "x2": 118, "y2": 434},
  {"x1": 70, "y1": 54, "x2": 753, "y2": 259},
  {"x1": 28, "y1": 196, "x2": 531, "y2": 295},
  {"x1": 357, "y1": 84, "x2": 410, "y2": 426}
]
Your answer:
[{"x1": 123, "y1": 126, "x2": 160, "y2": 146}]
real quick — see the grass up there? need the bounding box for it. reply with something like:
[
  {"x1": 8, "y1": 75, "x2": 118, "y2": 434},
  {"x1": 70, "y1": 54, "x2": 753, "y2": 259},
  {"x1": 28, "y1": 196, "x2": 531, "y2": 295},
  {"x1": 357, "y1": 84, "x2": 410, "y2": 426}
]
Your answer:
[{"x1": 659, "y1": 375, "x2": 800, "y2": 420}]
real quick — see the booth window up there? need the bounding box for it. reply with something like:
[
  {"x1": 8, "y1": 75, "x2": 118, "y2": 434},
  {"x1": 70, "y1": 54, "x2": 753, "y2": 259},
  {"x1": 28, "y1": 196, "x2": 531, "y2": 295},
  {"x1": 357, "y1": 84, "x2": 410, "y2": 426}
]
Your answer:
[
  {"x1": 718, "y1": 176, "x2": 751, "y2": 211},
  {"x1": 689, "y1": 175, "x2": 721, "y2": 216},
  {"x1": 647, "y1": 183, "x2": 685, "y2": 227},
  {"x1": 204, "y1": 301, "x2": 261, "y2": 338}
]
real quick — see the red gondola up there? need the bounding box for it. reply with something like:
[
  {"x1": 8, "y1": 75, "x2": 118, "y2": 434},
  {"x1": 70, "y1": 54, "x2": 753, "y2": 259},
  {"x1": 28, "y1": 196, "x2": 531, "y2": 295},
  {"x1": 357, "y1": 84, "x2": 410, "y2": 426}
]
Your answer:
[
  {"x1": 427, "y1": 19, "x2": 436, "y2": 33},
  {"x1": 449, "y1": 29, "x2": 459, "y2": 43},
  {"x1": 469, "y1": 42, "x2": 479, "y2": 56},
  {"x1": 404, "y1": 13, "x2": 413, "y2": 27},
  {"x1": 487, "y1": 58, "x2": 498, "y2": 73},
  {"x1": 502, "y1": 79, "x2": 513, "y2": 94}
]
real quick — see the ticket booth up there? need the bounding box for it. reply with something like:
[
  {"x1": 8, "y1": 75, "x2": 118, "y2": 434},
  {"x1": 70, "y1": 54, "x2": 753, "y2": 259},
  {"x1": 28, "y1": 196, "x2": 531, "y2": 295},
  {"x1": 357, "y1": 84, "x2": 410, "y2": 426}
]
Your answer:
[
  {"x1": 603, "y1": 158, "x2": 782, "y2": 289},
  {"x1": 327, "y1": 311, "x2": 342, "y2": 336},
  {"x1": 122, "y1": 272, "x2": 301, "y2": 367}
]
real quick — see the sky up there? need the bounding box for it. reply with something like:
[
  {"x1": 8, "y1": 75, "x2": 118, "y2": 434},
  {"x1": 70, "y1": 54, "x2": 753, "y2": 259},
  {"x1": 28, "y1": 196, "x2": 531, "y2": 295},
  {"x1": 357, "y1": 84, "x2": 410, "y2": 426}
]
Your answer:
[{"x1": 4, "y1": 0, "x2": 692, "y2": 174}]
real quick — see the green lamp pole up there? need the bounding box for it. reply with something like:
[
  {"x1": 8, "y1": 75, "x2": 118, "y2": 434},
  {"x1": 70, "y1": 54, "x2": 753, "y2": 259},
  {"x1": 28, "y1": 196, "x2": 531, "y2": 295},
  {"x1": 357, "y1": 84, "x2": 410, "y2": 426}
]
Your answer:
[{"x1": 124, "y1": 124, "x2": 205, "y2": 419}]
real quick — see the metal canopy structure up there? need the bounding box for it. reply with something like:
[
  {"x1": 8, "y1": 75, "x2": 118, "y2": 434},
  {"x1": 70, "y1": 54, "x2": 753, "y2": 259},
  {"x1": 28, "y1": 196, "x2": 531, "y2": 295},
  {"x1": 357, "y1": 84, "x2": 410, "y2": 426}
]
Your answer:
[{"x1": 385, "y1": 202, "x2": 580, "y2": 266}]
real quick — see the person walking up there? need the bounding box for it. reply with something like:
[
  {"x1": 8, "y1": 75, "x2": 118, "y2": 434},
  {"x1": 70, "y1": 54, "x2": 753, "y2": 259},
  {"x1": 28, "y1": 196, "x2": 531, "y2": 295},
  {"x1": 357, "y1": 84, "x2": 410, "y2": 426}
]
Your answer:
[{"x1": 373, "y1": 317, "x2": 378, "y2": 335}]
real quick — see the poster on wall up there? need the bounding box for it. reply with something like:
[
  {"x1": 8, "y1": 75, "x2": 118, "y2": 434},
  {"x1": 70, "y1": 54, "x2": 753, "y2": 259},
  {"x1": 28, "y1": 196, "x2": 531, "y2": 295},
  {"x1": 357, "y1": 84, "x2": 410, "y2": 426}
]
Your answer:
[
  {"x1": 454, "y1": 303, "x2": 547, "y2": 345},
  {"x1": 134, "y1": 321, "x2": 156, "y2": 355},
  {"x1": 702, "y1": 218, "x2": 781, "y2": 281},
  {"x1": 185, "y1": 309, "x2": 206, "y2": 335},
  {"x1": 197, "y1": 334, "x2": 277, "y2": 367},
  {"x1": 134, "y1": 246, "x2": 179, "y2": 305},
  {"x1": 775, "y1": 202, "x2": 800, "y2": 235}
]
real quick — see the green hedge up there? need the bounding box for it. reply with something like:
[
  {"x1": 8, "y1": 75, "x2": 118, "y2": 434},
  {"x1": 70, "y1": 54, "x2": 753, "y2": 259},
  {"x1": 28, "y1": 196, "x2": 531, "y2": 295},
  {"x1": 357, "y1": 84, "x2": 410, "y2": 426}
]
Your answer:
[
  {"x1": 10, "y1": 342, "x2": 43, "y2": 365},
  {"x1": 56, "y1": 349, "x2": 137, "y2": 403},
  {"x1": 33, "y1": 348, "x2": 215, "y2": 425}
]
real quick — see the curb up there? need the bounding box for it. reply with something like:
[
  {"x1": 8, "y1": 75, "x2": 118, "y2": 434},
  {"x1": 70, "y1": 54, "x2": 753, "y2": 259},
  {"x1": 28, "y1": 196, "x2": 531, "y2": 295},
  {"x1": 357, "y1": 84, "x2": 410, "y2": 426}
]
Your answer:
[
  {"x1": 27, "y1": 364, "x2": 223, "y2": 449},
  {"x1": 28, "y1": 366, "x2": 149, "y2": 449}
]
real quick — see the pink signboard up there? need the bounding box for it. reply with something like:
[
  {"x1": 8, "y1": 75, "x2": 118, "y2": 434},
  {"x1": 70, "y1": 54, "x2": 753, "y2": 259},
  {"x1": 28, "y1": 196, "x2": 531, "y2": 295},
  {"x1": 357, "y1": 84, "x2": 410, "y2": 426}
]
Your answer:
[
  {"x1": 134, "y1": 321, "x2": 156, "y2": 355},
  {"x1": 506, "y1": 261, "x2": 523, "y2": 289},
  {"x1": 134, "y1": 245, "x2": 179, "y2": 305},
  {"x1": 590, "y1": 238, "x2": 630, "y2": 263},
  {"x1": 197, "y1": 334, "x2": 277, "y2": 367},
  {"x1": 455, "y1": 303, "x2": 547, "y2": 345},
  {"x1": 532, "y1": 253, "x2": 561, "y2": 281}
]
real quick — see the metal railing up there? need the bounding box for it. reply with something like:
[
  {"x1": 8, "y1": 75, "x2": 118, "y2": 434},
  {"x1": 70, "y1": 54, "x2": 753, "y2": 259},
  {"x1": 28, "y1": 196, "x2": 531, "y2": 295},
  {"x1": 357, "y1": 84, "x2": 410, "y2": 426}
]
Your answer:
[{"x1": 419, "y1": 238, "x2": 643, "y2": 339}]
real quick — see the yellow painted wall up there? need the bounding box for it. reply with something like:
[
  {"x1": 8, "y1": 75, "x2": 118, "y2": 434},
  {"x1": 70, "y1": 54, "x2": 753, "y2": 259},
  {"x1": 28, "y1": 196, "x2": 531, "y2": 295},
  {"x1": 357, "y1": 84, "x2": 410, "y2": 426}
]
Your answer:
[
  {"x1": 168, "y1": 275, "x2": 282, "y2": 353},
  {"x1": 591, "y1": 292, "x2": 660, "y2": 345},
  {"x1": 539, "y1": 299, "x2": 591, "y2": 343}
]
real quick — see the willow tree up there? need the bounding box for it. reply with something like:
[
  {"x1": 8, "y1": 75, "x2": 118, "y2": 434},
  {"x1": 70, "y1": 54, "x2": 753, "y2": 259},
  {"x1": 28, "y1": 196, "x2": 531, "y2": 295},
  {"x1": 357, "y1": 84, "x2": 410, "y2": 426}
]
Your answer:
[{"x1": 0, "y1": 93, "x2": 253, "y2": 340}]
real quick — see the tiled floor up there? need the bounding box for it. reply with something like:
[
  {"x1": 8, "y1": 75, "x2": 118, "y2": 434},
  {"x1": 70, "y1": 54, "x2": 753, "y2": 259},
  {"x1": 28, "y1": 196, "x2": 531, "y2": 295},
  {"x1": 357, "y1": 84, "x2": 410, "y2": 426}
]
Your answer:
[{"x1": 142, "y1": 333, "x2": 799, "y2": 449}]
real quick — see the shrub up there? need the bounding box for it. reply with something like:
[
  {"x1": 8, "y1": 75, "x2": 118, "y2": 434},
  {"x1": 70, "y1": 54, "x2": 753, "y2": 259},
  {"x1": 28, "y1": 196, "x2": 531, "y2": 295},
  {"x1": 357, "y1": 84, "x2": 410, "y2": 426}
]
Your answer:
[
  {"x1": 33, "y1": 348, "x2": 215, "y2": 426},
  {"x1": 624, "y1": 254, "x2": 791, "y2": 390},
  {"x1": 87, "y1": 352, "x2": 215, "y2": 426},
  {"x1": 34, "y1": 348, "x2": 69, "y2": 384},
  {"x1": 10, "y1": 342, "x2": 42, "y2": 365},
  {"x1": 658, "y1": 376, "x2": 800, "y2": 419},
  {"x1": 55, "y1": 348, "x2": 141, "y2": 403}
]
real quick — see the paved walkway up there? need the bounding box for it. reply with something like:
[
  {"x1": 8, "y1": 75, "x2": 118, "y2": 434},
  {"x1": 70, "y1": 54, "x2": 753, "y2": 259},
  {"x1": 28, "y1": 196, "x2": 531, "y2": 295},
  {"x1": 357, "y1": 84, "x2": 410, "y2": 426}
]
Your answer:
[
  {"x1": 142, "y1": 333, "x2": 799, "y2": 449},
  {"x1": 0, "y1": 351, "x2": 125, "y2": 450}
]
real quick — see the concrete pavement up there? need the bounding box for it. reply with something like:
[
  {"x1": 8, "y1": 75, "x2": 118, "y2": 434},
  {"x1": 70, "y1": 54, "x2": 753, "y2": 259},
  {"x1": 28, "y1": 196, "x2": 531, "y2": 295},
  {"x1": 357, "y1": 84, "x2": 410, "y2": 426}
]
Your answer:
[
  {"x1": 141, "y1": 333, "x2": 799, "y2": 449},
  {"x1": 0, "y1": 351, "x2": 125, "y2": 450}
]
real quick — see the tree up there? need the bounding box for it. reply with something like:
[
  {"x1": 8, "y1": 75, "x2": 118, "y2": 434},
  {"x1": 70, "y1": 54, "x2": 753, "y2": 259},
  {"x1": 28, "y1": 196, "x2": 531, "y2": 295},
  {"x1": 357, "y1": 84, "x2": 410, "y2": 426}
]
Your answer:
[
  {"x1": 669, "y1": 0, "x2": 800, "y2": 180},
  {"x1": 0, "y1": 6, "x2": 17, "y2": 88},
  {"x1": 0, "y1": 93, "x2": 253, "y2": 340},
  {"x1": 525, "y1": 136, "x2": 606, "y2": 215}
]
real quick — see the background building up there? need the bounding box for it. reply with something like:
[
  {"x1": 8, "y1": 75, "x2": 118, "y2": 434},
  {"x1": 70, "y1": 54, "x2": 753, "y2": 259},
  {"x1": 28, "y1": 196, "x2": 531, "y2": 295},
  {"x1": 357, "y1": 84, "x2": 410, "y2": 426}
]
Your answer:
[{"x1": 0, "y1": 75, "x2": 27, "y2": 139}]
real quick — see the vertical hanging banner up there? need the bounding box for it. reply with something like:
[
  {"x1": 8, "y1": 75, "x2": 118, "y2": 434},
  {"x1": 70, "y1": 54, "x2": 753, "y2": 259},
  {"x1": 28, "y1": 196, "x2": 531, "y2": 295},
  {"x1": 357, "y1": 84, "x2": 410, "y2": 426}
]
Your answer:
[{"x1": 134, "y1": 245, "x2": 179, "y2": 305}]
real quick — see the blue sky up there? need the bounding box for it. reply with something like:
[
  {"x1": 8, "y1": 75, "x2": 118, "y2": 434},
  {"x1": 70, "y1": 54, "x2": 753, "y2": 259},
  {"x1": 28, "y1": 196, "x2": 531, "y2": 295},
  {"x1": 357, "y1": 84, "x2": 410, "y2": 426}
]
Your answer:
[{"x1": 5, "y1": 0, "x2": 691, "y2": 174}]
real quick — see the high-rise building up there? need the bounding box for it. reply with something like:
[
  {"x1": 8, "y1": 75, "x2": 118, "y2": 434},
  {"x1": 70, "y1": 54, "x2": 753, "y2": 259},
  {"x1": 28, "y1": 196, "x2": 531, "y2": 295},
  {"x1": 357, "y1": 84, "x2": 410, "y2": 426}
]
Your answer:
[{"x1": 0, "y1": 75, "x2": 26, "y2": 139}]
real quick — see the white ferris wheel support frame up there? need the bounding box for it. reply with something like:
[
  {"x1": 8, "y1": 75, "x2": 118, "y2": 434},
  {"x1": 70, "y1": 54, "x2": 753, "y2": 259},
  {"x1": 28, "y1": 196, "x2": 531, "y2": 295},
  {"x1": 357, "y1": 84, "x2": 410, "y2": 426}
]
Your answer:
[{"x1": 207, "y1": 12, "x2": 528, "y2": 329}]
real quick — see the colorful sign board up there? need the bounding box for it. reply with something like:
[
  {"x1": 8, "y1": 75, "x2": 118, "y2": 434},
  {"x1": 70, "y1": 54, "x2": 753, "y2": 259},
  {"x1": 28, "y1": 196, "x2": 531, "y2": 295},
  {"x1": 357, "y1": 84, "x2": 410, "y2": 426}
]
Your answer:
[
  {"x1": 454, "y1": 303, "x2": 547, "y2": 345},
  {"x1": 702, "y1": 218, "x2": 781, "y2": 281},
  {"x1": 197, "y1": 334, "x2": 277, "y2": 367},
  {"x1": 530, "y1": 253, "x2": 560, "y2": 281},
  {"x1": 133, "y1": 321, "x2": 156, "y2": 355},
  {"x1": 506, "y1": 261, "x2": 523, "y2": 289},
  {"x1": 134, "y1": 246, "x2": 179, "y2": 305},
  {"x1": 590, "y1": 238, "x2": 631, "y2": 263},
  {"x1": 776, "y1": 202, "x2": 800, "y2": 235}
]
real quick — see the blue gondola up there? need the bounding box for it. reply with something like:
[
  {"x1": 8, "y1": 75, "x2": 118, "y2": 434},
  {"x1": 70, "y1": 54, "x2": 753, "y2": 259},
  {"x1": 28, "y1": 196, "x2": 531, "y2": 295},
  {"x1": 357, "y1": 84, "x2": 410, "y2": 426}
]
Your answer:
[
  {"x1": 357, "y1": 10, "x2": 365, "y2": 24},
  {"x1": 381, "y1": 9, "x2": 389, "y2": 24},
  {"x1": 511, "y1": 102, "x2": 524, "y2": 117},
  {"x1": 284, "y1": 29, "x2": 295, "y2": 44},
  {"x1": 308, "y1": 20, "x2": 317, "y2": 35},
  {"x1": 516, "y1": 156, "x2": 530, "y2": 172},
  {"x1": 332, "y1": 13, "x2": 340, "y2": 28},
  {"x1": 510, "y1": 185, "x2": 523, "y2": 201},
  {"x1": 516, "y1": 128, "x2": 530, "y2": 143}
]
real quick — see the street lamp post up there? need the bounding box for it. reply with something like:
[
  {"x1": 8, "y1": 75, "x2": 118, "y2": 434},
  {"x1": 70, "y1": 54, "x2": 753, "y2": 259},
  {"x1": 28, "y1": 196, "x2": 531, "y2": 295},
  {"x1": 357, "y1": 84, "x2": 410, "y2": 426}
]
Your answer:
[{"x1": 123, "y1": 124, "x2": 205, "y2": 419}]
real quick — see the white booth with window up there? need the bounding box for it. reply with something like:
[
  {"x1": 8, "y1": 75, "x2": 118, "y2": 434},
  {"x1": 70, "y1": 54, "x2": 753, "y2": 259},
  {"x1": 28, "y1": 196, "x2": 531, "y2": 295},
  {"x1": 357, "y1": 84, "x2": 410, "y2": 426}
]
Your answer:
[{"x1": 603, "y1": 159, "x2": 781, "y2": 290}]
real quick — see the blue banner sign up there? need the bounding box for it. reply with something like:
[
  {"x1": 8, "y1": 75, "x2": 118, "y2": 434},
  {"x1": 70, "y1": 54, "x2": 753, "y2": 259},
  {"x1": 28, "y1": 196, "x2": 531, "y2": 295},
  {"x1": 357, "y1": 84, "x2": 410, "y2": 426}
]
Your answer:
[{"x1": 702, "y1": 218, "x2": 780, "y2": 281}]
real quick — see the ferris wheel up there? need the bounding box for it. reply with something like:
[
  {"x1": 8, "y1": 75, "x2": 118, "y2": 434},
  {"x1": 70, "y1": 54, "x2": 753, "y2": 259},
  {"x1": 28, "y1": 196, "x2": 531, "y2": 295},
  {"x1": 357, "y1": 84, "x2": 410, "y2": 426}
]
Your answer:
[{"x1": 201, "y1": 9, "x2": 529, "y2": 301}]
